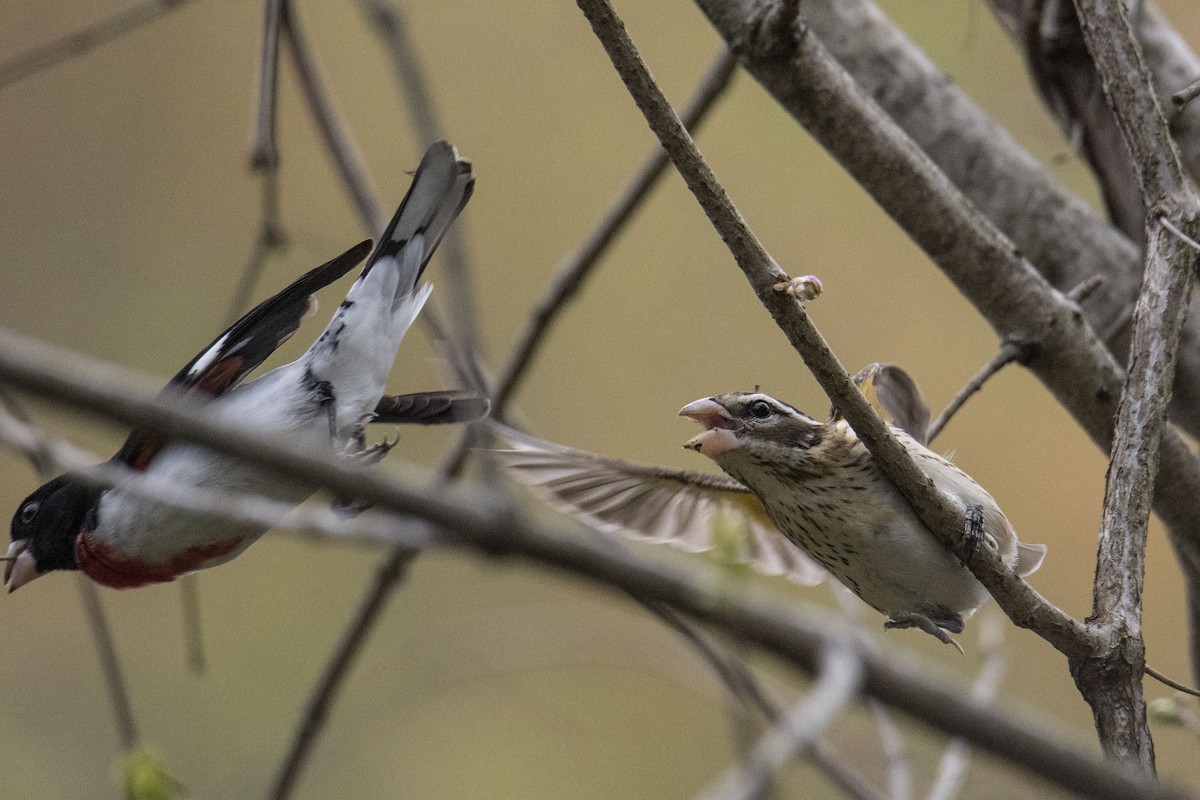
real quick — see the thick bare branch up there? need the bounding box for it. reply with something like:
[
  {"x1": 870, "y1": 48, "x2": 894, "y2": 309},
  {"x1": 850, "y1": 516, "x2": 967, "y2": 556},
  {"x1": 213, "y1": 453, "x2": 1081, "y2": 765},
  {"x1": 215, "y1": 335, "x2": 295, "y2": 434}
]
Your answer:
[
  {"x1": 799, "y1": 0, "x2": 1200, "y2": 445},
  {"x1": 0, "y1": 329, "x2": 1185, "y2": 800},
  {"x1": 1068, "y1": 0, "x2": 1200, "y2": 768},
  {"x1": 577, "y1": 0, "x2": 1092, "y2": 656}
]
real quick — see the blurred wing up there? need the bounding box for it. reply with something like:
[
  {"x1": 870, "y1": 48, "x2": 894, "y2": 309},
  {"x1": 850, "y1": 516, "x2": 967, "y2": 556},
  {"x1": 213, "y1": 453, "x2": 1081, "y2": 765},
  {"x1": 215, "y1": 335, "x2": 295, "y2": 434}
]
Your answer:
[
  {"x1": 115, "y1": 241, "x2": 372, "y2": 470},
  {"x1": 838, "y1": 363, "x2": 932, "y2": 445},
  {"x1": 372, "y1": 390, "x2": 490, "y2": 425},
  {"x1": 492, "y1": 423, "x2": 825, "y2": 585}
]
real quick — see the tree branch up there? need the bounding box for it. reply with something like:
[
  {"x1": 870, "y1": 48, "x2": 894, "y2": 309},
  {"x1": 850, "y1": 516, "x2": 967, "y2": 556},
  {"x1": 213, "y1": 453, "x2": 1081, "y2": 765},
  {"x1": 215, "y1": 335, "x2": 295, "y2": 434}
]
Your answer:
[
  {"x1": 0, "y1": 328, "x2": 1186, "y2": 800},
  {"x1": 575, "y1": 0, "x2": 1092, "y2": 656},
  {"x1": 696, "y1": 642, "x2": 863, "y2": 800},
  {"x1": 798, "y1": 0, "x2": 1200, "y2": 446},
  {"x1": 1067, "y1": 0, "x2": 1200, "y2": 769},
  {"x1": 0, "y1": 0, "x2": 194, "y2": 89}
]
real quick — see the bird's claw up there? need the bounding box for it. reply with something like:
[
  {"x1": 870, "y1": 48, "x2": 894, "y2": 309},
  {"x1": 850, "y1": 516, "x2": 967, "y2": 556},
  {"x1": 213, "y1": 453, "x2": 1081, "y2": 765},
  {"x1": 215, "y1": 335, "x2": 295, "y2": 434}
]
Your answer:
[
  {"x1": 345, "y1": 433, "x2": 399, "y2": 466},
  {"x1": 773, "y1": 274, "x2": 823, "y2": 301},
  {"x1": 963, "y1": 504, "x2": 985, "y2": 566},
  {"x1": 884, "y1": 611, "x2": 965, "y2": 654}
]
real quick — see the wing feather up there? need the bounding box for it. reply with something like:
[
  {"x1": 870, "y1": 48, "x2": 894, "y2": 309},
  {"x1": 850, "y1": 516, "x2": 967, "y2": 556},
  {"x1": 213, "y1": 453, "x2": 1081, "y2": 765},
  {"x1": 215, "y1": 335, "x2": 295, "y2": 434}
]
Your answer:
[
  {"x1": 492, "y1": 423, "x2": 825, "y2": 585},
  {"x1": 115, "y1": 240, "x2": 371, "y2": 470}
]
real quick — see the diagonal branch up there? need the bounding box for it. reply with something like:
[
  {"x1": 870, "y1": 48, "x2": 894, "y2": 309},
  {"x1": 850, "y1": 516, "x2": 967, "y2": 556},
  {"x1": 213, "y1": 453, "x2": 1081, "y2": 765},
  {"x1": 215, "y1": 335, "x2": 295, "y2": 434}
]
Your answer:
[
  {"x1": 0, "y1": 328, "x2": 1186, "y2": 800},
  {"x1": 574, "y1": 0, "x2": 1092, "y2": 657},
  {"x1": 694, "y1": 0, "x2": 1200, "y2": 685},
  {"x1": 0, "y1": 0, "x2": 195, "y2": 90},
  {"x1": 696, "y1": 642, "x2": 863, "y2": 800},
  {"x1": 490, "y1": 49, "x2": 737, "y2": 418}
]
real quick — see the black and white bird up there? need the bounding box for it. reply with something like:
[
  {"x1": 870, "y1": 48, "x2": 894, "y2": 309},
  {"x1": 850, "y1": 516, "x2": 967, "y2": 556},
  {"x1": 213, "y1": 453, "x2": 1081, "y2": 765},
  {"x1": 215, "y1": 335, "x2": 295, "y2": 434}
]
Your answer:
[{"x1": 6, "y1": 141, "x2": 483, "y2": 591}]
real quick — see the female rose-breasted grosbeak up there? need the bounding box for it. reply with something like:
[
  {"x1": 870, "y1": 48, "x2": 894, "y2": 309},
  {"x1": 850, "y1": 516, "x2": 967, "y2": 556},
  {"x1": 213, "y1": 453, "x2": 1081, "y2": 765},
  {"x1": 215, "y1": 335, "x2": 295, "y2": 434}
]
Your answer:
[
  {"x1": 496, "y1": 366, "x2": 1045, "y2": 641},
  {"x1": 6, "y1": 141, "x2": 482, "y2": 591}
]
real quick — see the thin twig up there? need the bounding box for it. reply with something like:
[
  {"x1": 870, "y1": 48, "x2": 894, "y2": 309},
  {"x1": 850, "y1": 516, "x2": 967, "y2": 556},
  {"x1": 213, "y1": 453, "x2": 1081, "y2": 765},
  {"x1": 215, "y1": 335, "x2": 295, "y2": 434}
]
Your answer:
[
  {"x1": 269, "y1": 551, "x2": 417, "y2": 800},
  {"x1": 358, "y1": 0, "x2": 482, "y2": 363},
  {"x1": 1145, "y1": 665, "x2": 1200, "y2": 698},
  {"x1": 1172, "y1": 77, "x2": 1200, "y2": 111},
  {"x1": 281, "y1": 2, "x2": 381, "y2": 232},
  {"x1": 926, "y1": 610, "x2": 1008, "y2": 800},
  {"x1": 927, "y1": 341, "x2": 1027, "y2": 444},
  {"x1": 574, "y1": 0, "x2": 1091, "y2": 656},
  {"x1": 0, "y1": 0, "x2": 194, "y2": 90},
  {"x1": 251, "y1": 0, "x2": 286, "y2": 169},
  {"x1": 76, "y1": 576, "x2": 140, "y2": 750},
  {"x1": 1161, "y1": 216, "x2": 1200, "y2": 254},
  {"x1": 179, "y1": 576, "x2": 207, "y2": 674},
  {"x1": 0, "y1": 391, "x2": 143, "y2": 751},
  {"x1": 0, "y1": 330, "x2": 1188, "y2": 800},
  {"x1": 696, "y1": 643, "x2": 863, "y2": 800}
]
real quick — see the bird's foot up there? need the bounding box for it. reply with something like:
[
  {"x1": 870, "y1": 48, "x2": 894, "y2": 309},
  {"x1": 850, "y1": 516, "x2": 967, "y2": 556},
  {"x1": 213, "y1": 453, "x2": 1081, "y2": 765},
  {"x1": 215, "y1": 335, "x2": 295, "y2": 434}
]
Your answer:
[
  {"x1": 961, "y1": 503, "x2": 1000, "y2": 569},
  {"x1": 963, "y1": 504, "x2": 985, "y2": 566},
  {"x1": 344, "y1": 432, "x2": 398, "y2": 466},
  {"x1": 884, "y1": 611, "x2": 965, "y2": 654}
]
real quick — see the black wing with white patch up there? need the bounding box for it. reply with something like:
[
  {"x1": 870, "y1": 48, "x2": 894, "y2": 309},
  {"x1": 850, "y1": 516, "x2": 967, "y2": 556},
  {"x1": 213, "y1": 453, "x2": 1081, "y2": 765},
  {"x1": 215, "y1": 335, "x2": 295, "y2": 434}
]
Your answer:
[{"x1": 115, "y1": 240, "x2": 371, "y2": 470}]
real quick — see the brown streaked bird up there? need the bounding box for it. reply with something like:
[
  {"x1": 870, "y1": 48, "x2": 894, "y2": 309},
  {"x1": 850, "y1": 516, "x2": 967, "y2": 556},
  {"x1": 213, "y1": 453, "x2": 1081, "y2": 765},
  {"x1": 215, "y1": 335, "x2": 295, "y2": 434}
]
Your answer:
[{"x1": 495, "y1": 365, "x2": 1045, "y2": 647}]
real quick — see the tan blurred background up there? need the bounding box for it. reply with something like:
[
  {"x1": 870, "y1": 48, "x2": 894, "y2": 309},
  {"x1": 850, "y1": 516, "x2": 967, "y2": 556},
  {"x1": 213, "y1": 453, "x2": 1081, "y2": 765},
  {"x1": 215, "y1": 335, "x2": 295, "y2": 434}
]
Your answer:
[{"x1": 1, "y1": 0, "x2": 1198, "y2": 797}]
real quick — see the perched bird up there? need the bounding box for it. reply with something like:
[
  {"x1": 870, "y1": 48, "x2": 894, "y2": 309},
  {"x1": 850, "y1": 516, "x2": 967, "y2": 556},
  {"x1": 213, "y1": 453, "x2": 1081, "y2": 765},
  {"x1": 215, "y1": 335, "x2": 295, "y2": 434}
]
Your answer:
[
  {"x1": 495, "y1": 365, "x2": 1045, "y2": 644},
  {"x1": 6, "y1": 141, "x2": 483, "y2": 591}
]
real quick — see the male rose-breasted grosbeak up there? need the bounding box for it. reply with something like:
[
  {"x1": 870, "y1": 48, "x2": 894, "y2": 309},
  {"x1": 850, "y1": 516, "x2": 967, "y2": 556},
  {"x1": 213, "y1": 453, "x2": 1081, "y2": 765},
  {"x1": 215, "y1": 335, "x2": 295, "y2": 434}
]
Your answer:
[{"x1": 6, "y1": 141, "x2": 482, "y2": 591}]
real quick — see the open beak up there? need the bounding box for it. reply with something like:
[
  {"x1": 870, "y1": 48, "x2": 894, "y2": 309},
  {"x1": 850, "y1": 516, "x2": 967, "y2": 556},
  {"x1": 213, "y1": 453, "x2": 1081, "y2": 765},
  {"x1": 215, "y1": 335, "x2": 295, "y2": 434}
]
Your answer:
[
  {"x1": 679, "y1": 397, "x2": 740, "y2": 458},
  {"x1": 5, "y1": 540, "x2": 40, "y2": 593}
]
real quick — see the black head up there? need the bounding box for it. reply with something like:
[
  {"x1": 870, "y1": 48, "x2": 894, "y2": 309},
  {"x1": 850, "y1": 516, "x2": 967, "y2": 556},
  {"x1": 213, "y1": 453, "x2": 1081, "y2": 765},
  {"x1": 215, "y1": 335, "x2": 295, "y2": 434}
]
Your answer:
[
  {"x1": 679, "y1": 392, "x2": 825, "y2": 460},
  {"x1": 6, "y1": 476, "x2": 98, "y2": 590}
]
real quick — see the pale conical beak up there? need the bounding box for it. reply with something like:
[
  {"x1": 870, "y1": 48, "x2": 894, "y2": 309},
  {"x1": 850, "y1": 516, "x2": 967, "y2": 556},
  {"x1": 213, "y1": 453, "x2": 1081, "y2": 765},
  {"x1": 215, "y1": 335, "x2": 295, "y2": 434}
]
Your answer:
[
  {"x1": 5, "y1": 540, "x2": 40, "y2": 593},
  {"x1": 679, "y1": 398, "x2": 740, "y2": 458}
]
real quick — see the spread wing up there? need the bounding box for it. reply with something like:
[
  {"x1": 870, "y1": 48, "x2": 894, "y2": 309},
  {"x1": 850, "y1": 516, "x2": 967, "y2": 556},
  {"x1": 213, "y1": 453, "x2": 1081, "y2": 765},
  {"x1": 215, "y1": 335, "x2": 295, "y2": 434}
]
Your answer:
[
  {"x1": 492, "y1": 423, "x2": 825, "y2": 585},
  {"x1": 115, "y1": 241, "x2": 371, "y2": 470}
]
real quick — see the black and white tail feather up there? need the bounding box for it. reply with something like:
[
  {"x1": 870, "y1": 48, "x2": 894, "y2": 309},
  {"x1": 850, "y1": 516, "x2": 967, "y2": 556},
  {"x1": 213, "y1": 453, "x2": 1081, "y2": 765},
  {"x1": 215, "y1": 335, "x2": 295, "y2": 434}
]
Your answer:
[{"x1": 303, "y1": 141, "x2": 476, "y2": 445}]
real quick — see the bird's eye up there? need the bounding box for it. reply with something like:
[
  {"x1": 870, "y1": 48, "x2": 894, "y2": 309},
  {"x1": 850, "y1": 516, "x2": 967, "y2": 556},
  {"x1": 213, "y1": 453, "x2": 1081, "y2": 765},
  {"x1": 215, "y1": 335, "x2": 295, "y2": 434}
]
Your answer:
[
  {"x1": 19, "y1": 502, "x2": 39, "y2": 524},
  {"x1": 749, "y1": 400, "x2": 773, "y2": 420}
]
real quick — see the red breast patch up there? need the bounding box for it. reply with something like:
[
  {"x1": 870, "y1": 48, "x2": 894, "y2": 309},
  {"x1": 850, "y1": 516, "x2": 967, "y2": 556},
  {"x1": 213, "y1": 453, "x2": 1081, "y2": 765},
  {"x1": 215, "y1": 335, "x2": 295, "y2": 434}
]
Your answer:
[{"x1": 75, "y1": 532, "x2": 245, "y2": 589}]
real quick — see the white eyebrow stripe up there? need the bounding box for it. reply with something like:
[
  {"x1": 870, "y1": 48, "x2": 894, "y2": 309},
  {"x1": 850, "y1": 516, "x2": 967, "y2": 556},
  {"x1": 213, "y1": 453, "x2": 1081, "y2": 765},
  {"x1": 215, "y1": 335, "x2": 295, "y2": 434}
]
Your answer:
[{"x1": 743, "y1": 393, "x2": 816, "y2": 423}]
